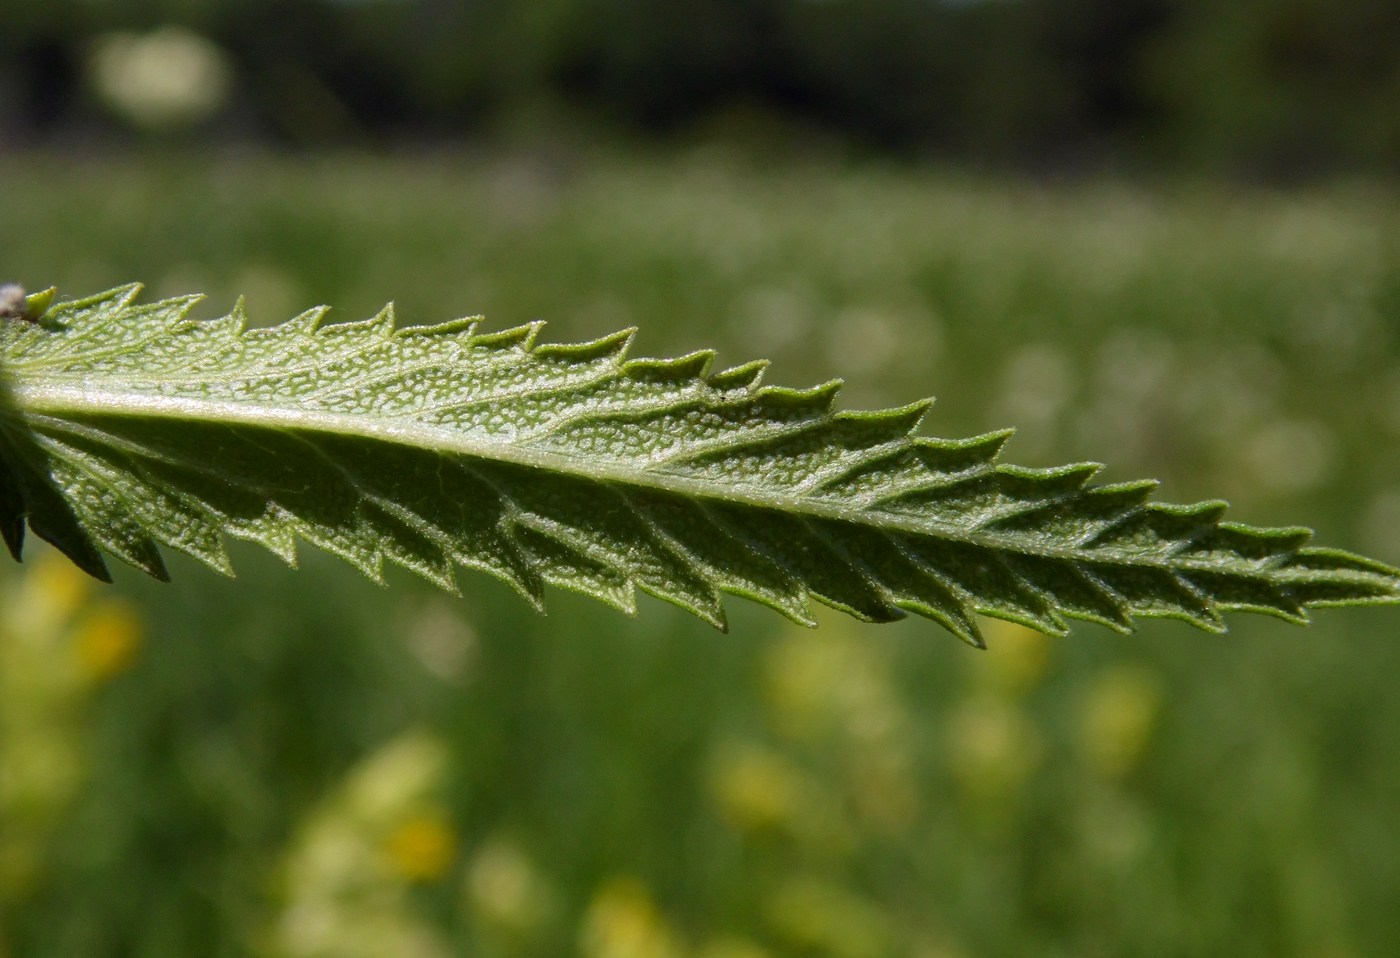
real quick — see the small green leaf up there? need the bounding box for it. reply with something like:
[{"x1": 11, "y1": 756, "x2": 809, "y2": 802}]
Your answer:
[{"x1": 1, "y1": 285, "x2": 1396, "y2": 645}]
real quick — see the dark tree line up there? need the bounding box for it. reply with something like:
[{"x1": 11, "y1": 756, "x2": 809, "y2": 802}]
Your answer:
[{"x1": 3, "y1": 0, "x2": 1398, "y2": 176}]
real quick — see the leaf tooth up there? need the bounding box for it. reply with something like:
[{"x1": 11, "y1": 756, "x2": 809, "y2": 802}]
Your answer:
[
  {"x1": 624, "y1": 350, "x2": 717, "y2": 384},
  {"x1": 972, "y1": 462, "x2": 1106, "y2": 528},
  {"x1": 664, "y1": 403, "x2": 932, "y2": 494},
  {"x1": 915, "y1": 429, "x2": 1015, "y2": 473},
  {"x1": 754, "y1": 379, "x2": 843, "y2": 418},
  {"x1": 638, "y1": 577, "x2": 728, "y2": 630},
  {"x1": 358, "y1": 500, "x2": 460, "y2": 594},
  {"x1": 1, "y1": 432, "x2": 112, "y2": 581},
  {"x1": 441, "y1": 515, "x2": 545, "y2": 611},
  {"x1": 847, "y1": 431, "x2": 1013, "y2": 505},
  {"x1": 25, "y1": 284, "x2": 144, "y2": 346},
  {"x1": 585, "y1": 486, "x2": 729, "y2": 629},
  {"x1": 1001, "y1": 553, "x2": 1133, "y2": 633},
  {"x1": 812, "y1": 445, "x2": 933, "y2": 500},
  {"x1": 1086, "y1": 499, "x2": 1230, "y2": 557},
  {"x1": 15, "y1": 289, "x2": 198, "y2": 367},
  {"x1": 873, "y1": 470, "x2": 1018, "y2": 525},
  {"x1": 509, "y1": 514, "x2": 638, "y2": 616},
  {"x1": 813, "y1": 522, "x2": 986, "y2": 644},
  {"x1": 894, "y1": 591, "x2": 984, "y2": 648},
  {"x1": 1060, "y1": 480, "x2": 1162, "y2": 547},
  {"x1": 634, "y1": 386, "x2": 844, "y2": 468},
  {"x1": 1178, "y1": 568, "x2": 1307, "y2": 624},
  {"x1": 1185, "y1": 522, "x2": 1313, "y2": 565},
  {"x1": 470, "y1": 321, "x2": 545, "y2": 352},
  {"x1": 634, "y1": 492, "x2": 813, "y2": 627},
  {"x1": 535, "y1": 398, "x2": 715, "y2": 459},
  {"x1": 131, "y1": 294, "x2": 206, "y2": 333},
  {"x1": 334, "y1": 450, "x2": 544, "y2": 608},
  {"x1": 697, "y1": 504, "x2": 890, "y2": 624},
  {"x1": 1084, "y1": 563, "x2": 1225, "y2": 632},
  {"x1": 535, "y1": 327, "x2": 636, "y2": 364},
  {"x1": 20, "y1": 286, "x2": 57, "y2": 322},
  {"x1": 61, "y1": 282, "x2": 146, "y2": 314},
  {"x1": 564, "y1": 365, "x2": 858, "y2": 447},
  {"x1": 395, "y1": 315, "x2": 481, "y2": 339},
  {"x1": 833, "y1": 399, "x2": 932, "y2": 439},
  {"x1": 709, "y1": 505, "x2": 905, "y2": 624},
  {"x1": 895, "y1": 534, "x2": 1066, "y2": 637},
  {"x1": 508, "y1": 474, "x2": 727, "y2": 628},
  {"x1": 707, "y1": 359, "x2": 768, "y2": 392},
  {"x1": 38, "y1": 441, "x2": 169, "y2": 581},
  {"x1": 46, "y1": 423, "x2": 238, "y2": 577},
  {"x1": 225, "y1": 503, "x2": 300, "y2": 567},
  {"x1": 414, "y1": 363, "x2": 625, "y2": 427},
  {"x1": 622, "y1": 508, "x2": 728, "y2": 630},
  {"x1": 815, "y1": 433, "x2": 996, "y2": 502},
  {"x1": 166, "y1": 297, "x2": 247, "y2": 345},
  {"x1": 315, "y1": 302, "x2": 396, "y2": 338},
  {"x1": 997, "y1": 462, "x2": 1103, "y2": 495},
  {"x1": 0, "y1": 456, "x2": 26, "y2": 560},
  {"x1": 296, "y1": 518, "x2": 389, "y2": 585},
  {"x1": 271, "y1": 305, "x2": 333, "y2": 338},
  {"x1": 965, "y1": 464, "x2": 1114, "y2": 535}
]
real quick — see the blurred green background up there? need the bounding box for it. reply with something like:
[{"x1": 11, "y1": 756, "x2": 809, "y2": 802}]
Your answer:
[{"x1": 3, "y1": 3, "x2": 1400, "y2": 957}]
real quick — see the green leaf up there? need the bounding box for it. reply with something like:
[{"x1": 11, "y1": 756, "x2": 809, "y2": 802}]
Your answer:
[{"x1": 2, "y1": 284, "x2": 1396, "y2": 645}]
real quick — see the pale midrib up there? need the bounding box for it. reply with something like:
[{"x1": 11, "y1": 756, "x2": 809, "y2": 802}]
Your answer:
[{"x1": 14, "y1": 380, "x2": 1230, "y2": 572}]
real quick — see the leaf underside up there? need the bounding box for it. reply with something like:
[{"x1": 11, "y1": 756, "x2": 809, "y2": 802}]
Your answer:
[{"x1": 1, "y1": 285, "x2": 1396, "y2": 646}]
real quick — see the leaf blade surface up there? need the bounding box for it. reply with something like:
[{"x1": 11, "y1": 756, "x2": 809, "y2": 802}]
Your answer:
[{"x1": 2, "y1": 285, "x2": 1396, "y2": 645}]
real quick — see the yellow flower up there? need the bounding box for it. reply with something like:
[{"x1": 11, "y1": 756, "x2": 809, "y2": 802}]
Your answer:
[
  {"x1": 760, "y1": 619, "x2": 917, "y2": 833},
  {"x1": 580, "y1": 877, "x2": 686, "y2": 958},
  {"x1": 945, "y1": 695, "x2": 1041, "y2": 813},
  {"x1": 697, "y1": 937, "x2": 772, "y2": 958},
  {"x1": 710, "y1": 743, "x2": 804, "y2": 834},
  {"x1": 29, "y1": 549, "x2": 93, "y2": 624},
  {"x1": 1078, "y1": 664, "x2": 1163, "y2": 779},
  {"x1": 384, "y1": 811, "x2": 456, "y2": 882},
  {"x1": 973, "y1": 618, "x2": 1051, "y2": 696},
  {"x1": 765, "y1": 876, "x2": 890, "y2": 958},
  {"x1": 72, "y1": 601, "x2": 143, "y2": 683},
  {"x1": 465, "y1": 837, "x2": 552, "y2": 932}
]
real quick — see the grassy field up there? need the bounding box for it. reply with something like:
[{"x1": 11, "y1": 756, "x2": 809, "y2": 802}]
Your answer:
[{"x1": 3, "y1": 145, "x2": 1400, "y2": 958}]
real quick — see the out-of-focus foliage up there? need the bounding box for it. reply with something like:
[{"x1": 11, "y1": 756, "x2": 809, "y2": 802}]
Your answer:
[
  {"x1": 2, "y1": 0, "x2": 1399, "y2": 174},
  {"x1": 2, "y1": 148, "x2": 1400, "y2": 956}
]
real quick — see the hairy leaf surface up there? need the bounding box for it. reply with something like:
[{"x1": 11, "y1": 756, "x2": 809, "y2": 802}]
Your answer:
[{"x1": 1, "y1": 285, "x2": 1396, "y2": 645}]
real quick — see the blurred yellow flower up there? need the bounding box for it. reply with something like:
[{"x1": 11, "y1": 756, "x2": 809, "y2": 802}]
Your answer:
[
  {"x1": 708, "y1": 742, "x2": 854, "y2": 856},
  {"x1": 580, "y1": 877, "x2": 686, "y2": 958},
  {"x1": 271, "y1": 731, "x2": 454, "y2": 957},
  {"x1": 696, "y1": 937, "x2": 772, "y2": 958},
  {"x1": 27, "y1": 550, "x2": 92, "y2": 626},
  {"x1": 972, "y1": 618, "x2": 1051, "y2": 696},
  {"x1": 465, "y1": 836, "x2": 553, "y2": 933},
  {"x1": 710, "y1": 743, "x2": 803, "y2": 834},
  {"x1": 945, "y1": 695, "x2": 1041, "y2": 811},
  {"x1": 765, "y1": 876, "x2": 891, "y2": 958},
  {"x1": 1077, "y1": 665, "x2": 1163, "y2": 779},
  {"x1": 73, "y1": 601, "x2": 143, "y2": 683},
  {"x1": 344, "y1": 733, "x2": 449, "y2": 822},
  {"x1": 761, "y1": 618, "x2": 917, "y2": 832},
  {"x1": 764, "y1": 620, "x2": 901, "y2": 745},
  {"x1": 384, "y1": 811, "x2": 456, "y2": 883},
  {"x1": 2, "y1": 550, "x2": 148, "y2": 905}
]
